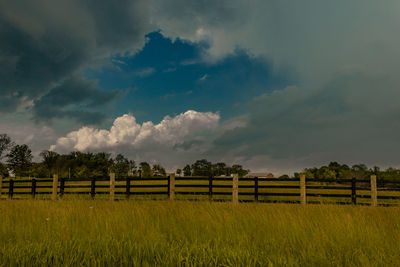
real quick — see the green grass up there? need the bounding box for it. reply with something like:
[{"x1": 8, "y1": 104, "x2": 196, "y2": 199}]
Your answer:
[{"x1": 0, "y1": 200, "x2": 400, "y2": 266}]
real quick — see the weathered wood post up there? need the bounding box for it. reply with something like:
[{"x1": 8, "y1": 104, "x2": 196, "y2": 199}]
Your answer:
[
  {"x1": 300, "y1": 174, "x2": 306, "y2": 205},
  {"x1": 0, "y1": 175, "x2": 2, "y2": 196},
  {"x1": 232, "y1": 173, "x2": 239, "y2": 204},
  {"x1": 52, "y1": 174, "x2": 58, "y2": 200},
  {"x1": 169, "y1": 173, "x2": 175, "y2": 200},
  {"x1": 370, "y1": 175, "x2": 377, "y2": 207},
  {"x1": 110, "y1": 173, "x2": 115, "y2": 201}
]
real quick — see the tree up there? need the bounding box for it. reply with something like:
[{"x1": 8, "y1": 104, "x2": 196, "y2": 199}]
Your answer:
[
  {"x1": 191, "y1": 159, "x2": 212, "y2": 176},
  {"x1": 139, "y1": 162, "x2": 152, "y2": 178},
  {"x1": 212, "y1": 162, "x2": 227, "y2": 176},
  {"x1": 113, "y1": 154, "x2": 129, "y2": 178},
  {"x1": 231, "y1": 164, "x2": 249, "y2": 178},
  {"x1": 6, "y1": 144, "x2": 33, "y2": 177},
  {"x1": 40, "y1": 150, "x2": 60, "y2": 177},
  {"x1": 176, "y1": 169, "x2": 182, "y2": 176},
  {"x1": 0, "y1": 134, "x2": 13, "y2": 159},
  {"x1": 128, "y1": 160, "x2": 137, "y2": 176},
  {"x1": 183, "y1": 164, "x2": 191, "y2": 176},
  {"x1": 152, "y1": 164, "x2": 166, "y2": 177}
]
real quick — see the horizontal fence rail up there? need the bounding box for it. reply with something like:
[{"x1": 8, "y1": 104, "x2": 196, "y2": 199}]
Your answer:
[{"x1": 1, "y1": 174, "x2": 400, "y2": 206}]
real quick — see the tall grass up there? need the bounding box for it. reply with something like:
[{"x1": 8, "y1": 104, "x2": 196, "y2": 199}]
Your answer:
[{"x1": 0, "y1": 200, "x2": 399, "y2": 266}]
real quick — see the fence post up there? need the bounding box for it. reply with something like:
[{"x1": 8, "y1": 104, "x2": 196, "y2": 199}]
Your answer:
[
  {"x1": 254, "y1": 176, "x2": 259, "y2": 201},
  {"x1": 169, "y1": 173, "x2": 175, "y2": 200},
  {"x1": 370, "y1": 175, "x2": 377, "y2": 207},
  {"x1": 52, "y1": 174, "x2": 58, "y2": 201},
  {"x1": 126, "y1": 177, "x2": 131, "y2": 199},
  {"x1": 60, "y1": 178, "x2": 65, "y2": 198},
  {"x1": 0, "y1": 175, "x2": 2, "y2": 196},
  {"x1": 208, "y1": 176, "x2": 213, "y2": 200},
  {"x1": 110, "y1": 173, "x2": 115, "y2": 201},
  {"x1": 31, "y1": 178, "x2": 36, "y2": 199},
  {"x1": 91, "y1": 178, "x2": 96, "y2": 199},
  {"x1": 300, "y1": 174, "x2": 306, "y2": 205},
  {"x1": 351, "y1": 177, "x2": 357, "y2": 205},
  {"x1": 9, "y1": 179, "x2": 14, "y2": 199},
  {"x1": 232, "y1": 174, "x2": 239, "y2": 204}
]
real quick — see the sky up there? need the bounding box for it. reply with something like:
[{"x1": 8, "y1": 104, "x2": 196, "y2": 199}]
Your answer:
[{"x1": 1, "y1": 0, "x2": 400, "y2": 174}]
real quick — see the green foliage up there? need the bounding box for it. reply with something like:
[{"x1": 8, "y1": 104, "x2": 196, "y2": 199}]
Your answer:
[
  {"x1": 0, "y1": 133, "x2": 13, "y2": 159},
  {"x1": 230, "y1": 164, "x2": 249, "y2": 178},
  {"x1": 6, "y1": 144, "x2": 33, "y2": 177},
  {"x1": 183, "y1": 160, "x2": 250, "y2": 177},
  {"x1": 191, "y1": 159, "x2": 212, "y2": 176},
  {"x1": 139, "y1": 162, "x2": 152, "y2": 178},
  {"x1": 113, "y1": 154, "x2": 130, "y2": 178},
  {"x1": 0, "y1": 162, "x2": 9, "y2": 177},
  {"x1": 183, "y1": 165, "x2": 191, "y2": 176},
  {"x1": 40, "y1": 150, "x2": 60, "y2": 177},
  {"x1": 152, "y1": 164, "x2": 166, "y2": 177}
]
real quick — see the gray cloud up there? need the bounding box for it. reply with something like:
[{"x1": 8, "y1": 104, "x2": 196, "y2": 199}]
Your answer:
[
  {"x1": 33, "y1": 77, "x2": 124, "y2": 124},
  {"x1": 213, "y1": 70, "x2": 400, "y2": 169},
  {"x1": 0, "y1": 0, "x2": 153, "y2": 123}
]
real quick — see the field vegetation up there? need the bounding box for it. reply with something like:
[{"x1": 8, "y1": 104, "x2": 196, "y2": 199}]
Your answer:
[{"x1": 1, "y1": 200, "x2": 400, "y2": 266}]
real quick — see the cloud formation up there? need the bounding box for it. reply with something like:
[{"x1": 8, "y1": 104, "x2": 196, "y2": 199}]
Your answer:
[
  {"x1": 0, "y1": 0, "x2": 153, "y2": 123},
  {"x1": 51, "y1": 110, "x2": 220, "y2": 154},
  {"x1": 213, "y1": 70, "x2": 400, "y2": 170}
]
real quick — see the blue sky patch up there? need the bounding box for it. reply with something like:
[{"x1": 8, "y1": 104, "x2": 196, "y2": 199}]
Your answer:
[{"x1": 85, "y1": 31, "x2": 292, "y2": 123}]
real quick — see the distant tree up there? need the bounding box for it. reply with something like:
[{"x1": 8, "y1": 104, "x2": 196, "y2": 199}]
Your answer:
[
  {"x1": 152, "y1": 164, "x2": 166, "y2": 177},
  {"x1": 351, "y1": 164, "x2": 370, "y2": 179},
  {"x1": 6, "y1": 144, "x2": 33, "y2": 177},
  {"x1": 139, "y1": 162, "x2": 152, "y2": 178},
  {"x1": 0, "y1": 134, "x2": 13, "y2": 159},
  {"x1": 128, "y1": 160, "x2": 137, "y2": 176},
  {"x1": 31, "y1": 162, "x2": 48, "y2": 178},
  {"x1": 40, "y1": 150, "x2": 60, "y2": 177},
  {"x1": 278, "y1": 174, "x2": 290, "y2": 179},
  {"x1": 0, "y1": 163, "x2": 9, "y2": 177},
  {"x1": 212, "y1": 162, "x2": 227, "y2": 176},
  {"x1": 191, "y1": 159, "x2": 212, "y2": 176},
  {"x1": 113, "y1": 154, "x2": 129, "y2": 178},
  {"x1": 183, "y1": 165, "x2": 191, "y2": 176},
  {"x1": 316, "y1": 166, "x2": 336, "y2": 179},
  {"x1": 176, "y1": 169, "x2": 182, "y2": 176},
  {"x1": 231, "y1": 164, "x2": 249, "y2": 178}
]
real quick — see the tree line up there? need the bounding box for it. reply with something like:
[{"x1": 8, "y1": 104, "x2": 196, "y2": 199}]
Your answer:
[
  {"x1": 0, "y1": 134, "x2": 250, "y2": 179},
  {"x1": 3, "y1": 134, "x2": 399, "y2": 180},
  {"x1": 290, "y1": 162, "x2": 400, "y2": 181}
]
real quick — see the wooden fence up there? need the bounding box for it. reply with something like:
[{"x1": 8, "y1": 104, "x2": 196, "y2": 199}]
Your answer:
[{"x1": 1, "y1": 174, "x2": 400, "y2": 206}]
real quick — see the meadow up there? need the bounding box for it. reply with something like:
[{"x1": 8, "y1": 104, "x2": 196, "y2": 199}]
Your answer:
[{"x1": 1, "y1": 200, "x2": 400, "y2": 266}]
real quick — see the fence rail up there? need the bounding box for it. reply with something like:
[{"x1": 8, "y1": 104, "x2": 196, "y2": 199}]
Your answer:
[{"x1": 1, "y1": 174, "x2": 400, "y2": 206}]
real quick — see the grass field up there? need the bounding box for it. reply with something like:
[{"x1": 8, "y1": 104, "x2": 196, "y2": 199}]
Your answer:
[{"x1": 1, "y1": 200, "x2": 400, "y2": 266}]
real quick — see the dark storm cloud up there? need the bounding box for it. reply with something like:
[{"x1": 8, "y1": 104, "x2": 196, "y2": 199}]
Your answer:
[
  {"x1": 213, "y1": 70, "x2": 400, "y2": 168},
  {"x1": 0, "y1": 0, "x2": 153, "y2": 123},
  {"x1": 33, "y1": 77, "x2": 123, "y2": 124}
]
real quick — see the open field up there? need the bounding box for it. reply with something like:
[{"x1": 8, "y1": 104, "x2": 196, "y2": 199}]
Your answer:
[{"x1": 1, "y1": 200, "x2": 400, "y2": 266}]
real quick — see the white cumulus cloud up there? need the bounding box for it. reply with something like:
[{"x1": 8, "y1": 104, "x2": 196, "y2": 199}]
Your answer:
[{"x1": 50, "y1": 110, "x2": 220, "y2": 153}]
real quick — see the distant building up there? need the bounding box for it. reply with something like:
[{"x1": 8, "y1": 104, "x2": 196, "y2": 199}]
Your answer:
[{"x1": 244, "y1": 173, "x2": 275, "y2": 178}]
